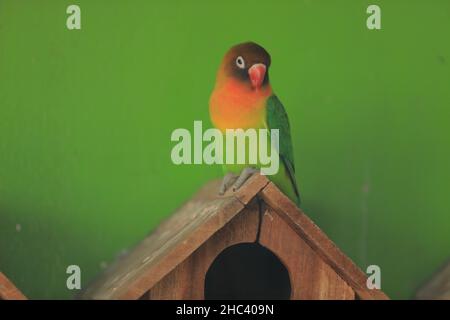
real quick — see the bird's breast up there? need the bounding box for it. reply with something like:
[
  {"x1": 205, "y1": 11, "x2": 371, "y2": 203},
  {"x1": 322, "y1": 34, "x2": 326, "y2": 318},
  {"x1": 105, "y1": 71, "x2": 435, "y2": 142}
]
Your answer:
[{"x1": 209, "y1": 80, "x2": 272, "y2": 131}]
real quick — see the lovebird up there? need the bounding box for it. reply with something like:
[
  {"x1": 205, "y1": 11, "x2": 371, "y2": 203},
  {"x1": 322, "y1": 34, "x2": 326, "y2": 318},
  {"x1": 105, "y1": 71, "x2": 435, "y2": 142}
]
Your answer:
[{"x1": 209, "y1": 42, "x2": 301, "y2": 206}]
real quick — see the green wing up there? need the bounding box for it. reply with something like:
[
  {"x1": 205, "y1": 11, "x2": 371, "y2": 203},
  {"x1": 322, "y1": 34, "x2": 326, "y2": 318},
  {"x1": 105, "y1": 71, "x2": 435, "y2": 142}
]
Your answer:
[{"x1": 266, "y1": 95, "x2": 301, "y2": 205}]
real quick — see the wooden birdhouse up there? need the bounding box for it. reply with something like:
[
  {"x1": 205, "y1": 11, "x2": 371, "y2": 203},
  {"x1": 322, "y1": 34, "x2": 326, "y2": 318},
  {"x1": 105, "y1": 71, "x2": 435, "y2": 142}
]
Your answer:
[
  {"x1": 81, "y1": 175, "x2": 388, "y2": 300},
  {"x1": 0, "y1": 272, "x2": 27, "y2": 300}
]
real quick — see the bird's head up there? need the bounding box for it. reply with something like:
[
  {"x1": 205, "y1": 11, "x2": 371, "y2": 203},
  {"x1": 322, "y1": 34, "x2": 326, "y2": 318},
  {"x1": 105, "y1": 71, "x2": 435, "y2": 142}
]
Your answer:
[{"x1": 217, "y1": 42, "x2": 271, "y2": 91}]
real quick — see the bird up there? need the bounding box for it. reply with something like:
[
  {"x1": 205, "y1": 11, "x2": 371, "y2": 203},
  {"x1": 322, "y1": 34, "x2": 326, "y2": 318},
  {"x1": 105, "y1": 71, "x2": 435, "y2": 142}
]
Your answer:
[{"x1": 209, "y1": 42, "x2": 300, "y2": 206}]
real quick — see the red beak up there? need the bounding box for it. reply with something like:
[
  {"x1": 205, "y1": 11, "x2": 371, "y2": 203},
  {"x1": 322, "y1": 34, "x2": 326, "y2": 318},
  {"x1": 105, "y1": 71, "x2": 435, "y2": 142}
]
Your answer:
[{"x1": 248, "y1": 63, "x2": 267, "y2": 89}]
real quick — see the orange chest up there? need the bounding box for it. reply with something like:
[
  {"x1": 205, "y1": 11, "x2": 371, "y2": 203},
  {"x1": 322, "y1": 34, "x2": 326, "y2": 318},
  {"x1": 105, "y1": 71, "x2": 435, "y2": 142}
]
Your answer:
[{"x1": 209, "y1": 82, "x2": 271, "y2": 131}]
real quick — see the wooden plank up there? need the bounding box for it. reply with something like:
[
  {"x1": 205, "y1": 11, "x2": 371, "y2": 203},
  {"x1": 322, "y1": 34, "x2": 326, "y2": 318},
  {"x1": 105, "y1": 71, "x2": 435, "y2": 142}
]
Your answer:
[
  {"x1": 415, "y1": 260, "x2": 450, "y2": 300},
  {"x1": 0, "y1": 272, "x2": 27, "y2": 300},
  {"x1": 146, "y1": 201, "x2": 260, "y2": 299},
  {"x1": 81, "y1": 175, "x2": 265, "y2": 300},
  {"x1": 260, "y1": 182, "x2": 388, "y2": 300},
  {"x1": 259, "y1": 208, "x2": 354, "y2": 299}
]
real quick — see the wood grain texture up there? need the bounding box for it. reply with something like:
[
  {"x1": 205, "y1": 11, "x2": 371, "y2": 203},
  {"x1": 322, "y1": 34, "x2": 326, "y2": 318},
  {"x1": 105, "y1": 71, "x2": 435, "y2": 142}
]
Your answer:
[
  {"x1": 81, "y1": 174, "x2": 388, "y2": 300},
  {"x1": 260, "y1": 182, "x2": 389, "y2": 300},
  {"x1": 259, "y1": 208, "x2": 354, "y2": 299},
  {"x1": 0, "y1": 272, "x2": 27, "y2": 300},
  {"x1": 145, "y1": 201, "x2": 260, "y2": 299},
  {"x1": 415, "y1": 260, "x2": 450, "y2": 300},
  {"x1": 80, "y1": 175, "x2": 267, "y2": 300}
]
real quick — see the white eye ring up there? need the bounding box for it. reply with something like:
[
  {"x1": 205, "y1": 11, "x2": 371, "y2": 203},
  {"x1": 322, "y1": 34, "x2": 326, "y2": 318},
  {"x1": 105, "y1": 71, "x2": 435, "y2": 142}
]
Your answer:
[{"x1": 235, "y1": 56, "x2": 245, "y2": 69}]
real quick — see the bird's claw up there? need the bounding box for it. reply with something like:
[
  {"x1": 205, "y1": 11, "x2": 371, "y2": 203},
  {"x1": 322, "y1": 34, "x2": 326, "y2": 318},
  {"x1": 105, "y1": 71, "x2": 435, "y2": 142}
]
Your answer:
[
  {"x1": 219, "y1": 173, "x2": 238, "y2": 195},
  {"x1": 232, "y1": 167, "x2": 259, "y2": 192},
  {"x1": 219, "y1": 168, "x2": 259, "y2": 195}
]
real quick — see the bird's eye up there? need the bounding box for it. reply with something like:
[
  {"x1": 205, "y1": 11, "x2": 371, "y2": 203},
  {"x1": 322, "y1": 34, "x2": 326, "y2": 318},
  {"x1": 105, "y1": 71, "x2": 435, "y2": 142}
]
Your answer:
[{"x1": 235, "y1": 56, "x2": 245, "y2": 69}]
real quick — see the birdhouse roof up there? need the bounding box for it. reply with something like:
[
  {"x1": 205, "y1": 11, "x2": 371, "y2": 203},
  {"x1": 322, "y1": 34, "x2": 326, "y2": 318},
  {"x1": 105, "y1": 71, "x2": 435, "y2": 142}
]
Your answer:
[
  {"x1": 0, "y1": 272, "x2": 27, "y2": 300},
  {"x1": 81, "y1": 175, "x2": 388, "y2": 300}
]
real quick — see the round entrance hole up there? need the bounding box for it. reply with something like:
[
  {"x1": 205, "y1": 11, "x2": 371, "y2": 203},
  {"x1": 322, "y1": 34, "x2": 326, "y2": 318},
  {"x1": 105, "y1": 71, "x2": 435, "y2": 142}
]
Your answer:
[{"x1": 204, "y1": 243, "x2": 291, "y2": 300}]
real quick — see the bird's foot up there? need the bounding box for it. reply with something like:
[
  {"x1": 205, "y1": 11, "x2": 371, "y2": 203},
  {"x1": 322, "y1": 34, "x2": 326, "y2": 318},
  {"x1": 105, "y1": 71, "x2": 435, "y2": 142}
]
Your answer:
[
  {"x1": 232, "y1": 167, "x2": 259, "y2": 192},
  {"x1": 219, "y1": 173, "x2": 238, "y2": 195}
]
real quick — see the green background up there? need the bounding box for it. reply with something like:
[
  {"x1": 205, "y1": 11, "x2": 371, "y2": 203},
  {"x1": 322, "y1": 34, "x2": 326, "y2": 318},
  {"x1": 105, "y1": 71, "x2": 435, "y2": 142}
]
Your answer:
[{"x1": 1, "y1": 0, "x2": 449, "y2": 299}]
